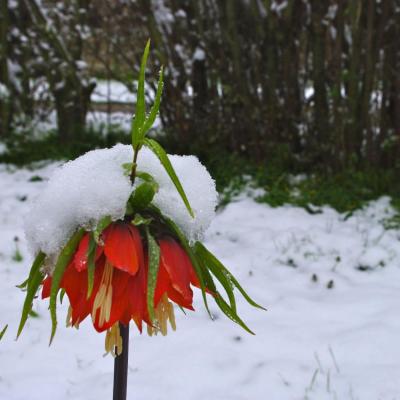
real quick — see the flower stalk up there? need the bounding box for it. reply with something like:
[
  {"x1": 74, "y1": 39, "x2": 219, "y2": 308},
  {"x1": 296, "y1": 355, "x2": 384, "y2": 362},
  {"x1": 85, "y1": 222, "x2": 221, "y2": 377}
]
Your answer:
[{"x1": 113, "y1": 323, "x2": 130, "y2": 400}]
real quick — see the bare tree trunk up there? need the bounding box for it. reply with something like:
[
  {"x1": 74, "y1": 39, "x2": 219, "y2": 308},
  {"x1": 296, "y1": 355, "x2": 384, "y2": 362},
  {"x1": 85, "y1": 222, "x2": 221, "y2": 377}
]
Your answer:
[{"x1": 0, "y1": 0, "x2": 10, "y2": 137}]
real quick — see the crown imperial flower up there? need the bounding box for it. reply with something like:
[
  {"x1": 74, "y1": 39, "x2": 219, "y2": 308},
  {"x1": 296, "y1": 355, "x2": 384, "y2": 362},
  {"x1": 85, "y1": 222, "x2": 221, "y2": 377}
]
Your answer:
[{"x1": 17, "y1": 42, "x2": 263, "y2": 361}]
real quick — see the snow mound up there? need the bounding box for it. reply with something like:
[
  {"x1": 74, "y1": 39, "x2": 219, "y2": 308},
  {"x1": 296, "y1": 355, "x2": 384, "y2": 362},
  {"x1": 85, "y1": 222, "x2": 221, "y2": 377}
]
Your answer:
[{"x1": 25, "y1": 144, "x2": 218, "y2": 256}]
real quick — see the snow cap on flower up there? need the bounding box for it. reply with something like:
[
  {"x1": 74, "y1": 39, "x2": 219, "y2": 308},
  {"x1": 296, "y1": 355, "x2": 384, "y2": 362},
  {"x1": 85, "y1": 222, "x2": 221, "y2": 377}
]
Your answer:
[{"x1": 24, "y1": 144, "x2": 218, "y2": 258}]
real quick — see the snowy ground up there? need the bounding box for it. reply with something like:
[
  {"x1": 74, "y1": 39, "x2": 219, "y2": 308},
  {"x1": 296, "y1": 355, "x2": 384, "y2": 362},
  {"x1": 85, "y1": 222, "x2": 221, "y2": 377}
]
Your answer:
[{"x1": 1, "y1": 163, "x2": 400, "y2": 400}]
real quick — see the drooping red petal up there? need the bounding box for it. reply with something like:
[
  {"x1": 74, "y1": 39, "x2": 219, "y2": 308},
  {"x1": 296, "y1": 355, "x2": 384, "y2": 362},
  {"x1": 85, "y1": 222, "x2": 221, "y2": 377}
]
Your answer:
[
  {"x1": 62, "y1": 257, "x2": 104, "y2": 326},
  {"x1": 154, "y1": 262, "x2": 170, "y2": 306},
  {"x1": 104, "y1": 223, "x2": 143, "y2": 275},
  {"x1": 159, "y1": 238, "x2": 193, "y2": 302},
  {"x1": 41, "y1": 275, "x2": 52, "y2": 299},
  {"x1": 74, "y1": 233, "x2": 104, "y2": 272},
  {"x1": 92, "y1": 267, "x2": 131, "y2": 332},
  {"x1": 126, "y1": 261, "x2": 150, "y2": 332}
]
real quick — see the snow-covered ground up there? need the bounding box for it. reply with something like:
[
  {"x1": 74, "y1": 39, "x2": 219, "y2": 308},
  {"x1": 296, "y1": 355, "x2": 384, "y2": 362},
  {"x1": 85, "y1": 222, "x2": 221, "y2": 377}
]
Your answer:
[{"x1": 1, "y1": 163, "x2": 400, "y2": 400}]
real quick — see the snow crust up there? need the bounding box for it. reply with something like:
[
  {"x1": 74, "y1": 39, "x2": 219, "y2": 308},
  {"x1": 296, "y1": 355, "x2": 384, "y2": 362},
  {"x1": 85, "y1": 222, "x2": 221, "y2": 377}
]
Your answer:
[
  {"x1": 1, "y1": 164, "x2": 400, "y2": 400},
  {"x1": 24, "y1": 144, "x2": 217, "y2": 256}
]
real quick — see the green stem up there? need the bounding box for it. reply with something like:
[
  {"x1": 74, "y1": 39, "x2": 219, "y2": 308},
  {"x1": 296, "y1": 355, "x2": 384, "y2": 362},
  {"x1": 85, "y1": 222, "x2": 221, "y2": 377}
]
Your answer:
[{"x1": 130, "y1": 146, "x2": 140, "y2": 184}]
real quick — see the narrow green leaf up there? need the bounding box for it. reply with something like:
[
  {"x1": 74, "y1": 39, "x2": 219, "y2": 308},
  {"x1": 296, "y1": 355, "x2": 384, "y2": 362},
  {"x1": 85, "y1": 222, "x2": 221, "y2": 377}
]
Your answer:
[
  {"x1": 27, "y1": 252, "x2": 46, "y2": 285},
  {"x1": 195, "y1": 244, "x2": 236, "y2": 311},
  {"x1": 178, "y1": 305, "x2": 186, "y2": 315},
  {"x1": 145, "y1": 228, "x2": 160, "y2": 321},
  {"x1": 16, "y1": 277, "x2": 29, "y2": 290},
  {"x1": 49, "y1": 229, "x2": 85, "y2": 345},
  {"x1": 94, "y1": 216, "x2": 112, "y2": 243},
  {"x1": 148, "y1": 205, "x2": 211, "y2": 317},
  {"x1": 59, "y1": 288, "x2": 66, "y2": 304},
  {"x1": 140, "y1": 66, "x2": 164, "y2": 138},
  {"x1": 16, "y1": 252, "x2": 46, "y2": 338},
  {"x1": 0, "y1": 325, "x2": 8, "y2": 341},
  {"x1": 144, "y1": 138, "x2": 195, "y2": 218},
  {"x1": 214, "y1": 296, "x2": 255, "y2": 335},
  {"x1": 28, "y1": 310, "x2": 39, "y2": 318},
  {"x1": 132, "y1": 39, "x2": 151, "y2": 148},
  {"x1": 195, "y1": 242, "x2": 265, "y2": 310},
  {"x1": 129, "y1": 182, "x2": 157, "y2": 210},
  {"x1": 86, "y1": 233, "x2": 96, "y2": 299},
  {"x1": 196, "y1": 255, "x2": 217, "y2": 293}
]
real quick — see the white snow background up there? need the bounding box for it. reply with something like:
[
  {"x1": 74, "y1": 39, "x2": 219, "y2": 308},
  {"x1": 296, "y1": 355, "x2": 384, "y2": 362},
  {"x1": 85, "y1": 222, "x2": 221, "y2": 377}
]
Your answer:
[{"x1": 1, "y1": 162, "x2": 400, "y2": 399}]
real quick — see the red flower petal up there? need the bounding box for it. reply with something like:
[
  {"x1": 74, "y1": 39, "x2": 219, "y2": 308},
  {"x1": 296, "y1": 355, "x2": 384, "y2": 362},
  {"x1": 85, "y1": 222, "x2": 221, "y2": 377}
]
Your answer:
[
  {"x1": 159, "y1": 238, "x2": 193, "y2": 302},
  {"x1": 104, "y1": 223, "x2": 143, "y2": 275},
  {"x1": 62, "y1": 258, "x2": 104, "y2": 326},
  {"x1": 92, "y1": 267, "x2": 131, "y2": 332},
  {"x1": 41, "y1": 275, "x2": 52, "y2": 299},
  {"x1": 154, "y1": 262, "x2": 170, "y2": 306},
  {"x1": 74, "y1": 233, "x2": 103, "y2": 272},
  {"x1": 126, "y1": 261, "x2": 150, "y2": 332}
]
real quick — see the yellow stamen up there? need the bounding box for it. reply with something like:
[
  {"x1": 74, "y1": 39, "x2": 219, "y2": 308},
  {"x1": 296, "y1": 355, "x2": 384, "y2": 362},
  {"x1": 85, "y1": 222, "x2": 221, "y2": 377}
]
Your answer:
[
  {"x1": 66, "y1": 305, "x2": 80, "y2": 329},
  {"x1": 92, "y1": 261, "x2": 114, "y2": 328},
  {"x1": 104, "y1": 323, "x2": 122, "y2": 357},
  {"x1": 66, "y1": 305, "x2": 73, "y2": 327},
  {"x1": 147, "y1": 293, "x2": 177, "y2": 337}
]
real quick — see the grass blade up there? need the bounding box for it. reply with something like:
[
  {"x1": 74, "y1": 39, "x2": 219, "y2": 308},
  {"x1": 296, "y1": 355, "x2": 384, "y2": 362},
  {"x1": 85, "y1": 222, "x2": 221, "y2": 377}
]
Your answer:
[{"x1": 0, "y1": 325, "x2": 8, "y2": 341}]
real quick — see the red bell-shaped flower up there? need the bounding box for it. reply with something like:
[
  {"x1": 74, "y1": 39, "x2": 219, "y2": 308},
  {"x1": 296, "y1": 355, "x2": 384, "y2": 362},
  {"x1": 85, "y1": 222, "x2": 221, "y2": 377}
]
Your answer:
[{"x1": 42, "y1": 222, "x2": 201, "y2": 354}]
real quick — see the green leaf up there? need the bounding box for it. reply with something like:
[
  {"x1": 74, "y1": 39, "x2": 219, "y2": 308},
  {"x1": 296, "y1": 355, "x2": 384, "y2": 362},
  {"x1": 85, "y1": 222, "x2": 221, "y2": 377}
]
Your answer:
[
  {"x1": 144, "y1": 138, "x2": 194, "y2": 218},
  {"x1": 136, "y1": 170, "x2": 158, "y2": 185},
  {"x1": 94, "y1": 216, "x2": 112, "y2": 243},
  {"x1": 145, "y1": 228, "x2": 160, "y2": 321},
  {"x1": 0, "y1": 325, "x2": 8, "y2": 341},
  {"x1": 132, "y1": 39, "x2": 151, "y2": 148},
  {"x1": 86, "y1": 233, "x2": 97, "y2": 299},
  {"x1": 195, "y1": 244, "x2": 236, "y2": 311},
  {"x1": 49, "y1": 229, "x2": 85, "y2": 345},
  {"x1": 16, "y1": 252, "x2": 46, "y2": 338},
  {"x1": 140, "y1": 66, "x2": 164, "y2": 138},
  {"x1": 214, "y1": 296, "x2": 255, "y2": 335},
  {"x1": 16, "y1": 277, "x2": 29, "y2": 290},
  {"x1": 129, "y1": 182, "x2": 157, "y2": 210},
  {"x1": 148, "y1": 205, "x2": 211, "y2": 317},
  {"x1": 132, "y1": 214, "x2": 153, "y2": 226},
  {"x1": 28, "y1": 310, "x2": 39, "y2": 318},
  {"x1": 122, "y1": 162, "x2": 133, "y2": 176},
  {"x1": 195, "y1": 242, "x2": 265, "y2": 311}
]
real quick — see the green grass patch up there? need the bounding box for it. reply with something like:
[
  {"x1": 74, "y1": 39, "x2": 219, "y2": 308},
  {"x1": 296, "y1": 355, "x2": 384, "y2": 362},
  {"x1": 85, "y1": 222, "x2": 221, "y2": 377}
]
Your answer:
[
  {"x1": 1, "y1": 130, "x2": 399, "y2": 216},
  {"x1": 0, "y1": 126, "x2": 130, "y2": 166}
]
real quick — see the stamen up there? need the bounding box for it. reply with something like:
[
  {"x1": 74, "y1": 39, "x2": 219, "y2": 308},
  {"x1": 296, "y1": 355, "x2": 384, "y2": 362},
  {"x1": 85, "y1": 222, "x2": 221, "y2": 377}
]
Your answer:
[
  {"x1": 92, "y1": 261, "x2": 114, "y2": 327},
  {"x1": 66, "y1": 305, "x2": 80, "y2": 329},
  {"x1": 104, "y1": 323, "x2": 122, "y2": 357},
  {"x1": 147, "y1": 293, "x2": 177, "y2": 337},
  {"x1": 66, "y1": 305, "x2": 73, "y2": 327}
]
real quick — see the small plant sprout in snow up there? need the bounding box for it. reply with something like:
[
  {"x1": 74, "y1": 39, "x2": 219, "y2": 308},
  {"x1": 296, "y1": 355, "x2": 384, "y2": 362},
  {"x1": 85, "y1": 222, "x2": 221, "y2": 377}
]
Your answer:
[
  {"x1": 18, "y1": 41, "x2": 264, "y2": 357},
  {"x1": 12, "y1": 236, "x2": 23, "y2": 262}
]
